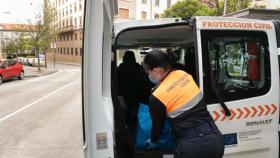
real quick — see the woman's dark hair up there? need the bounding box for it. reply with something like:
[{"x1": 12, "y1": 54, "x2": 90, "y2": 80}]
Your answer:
[
  {"x1": 123, "y1": 50, "x2": 136, "y2": 64},
  {"x1": 143, "y1": 49, "x2": 177, "y2": 70}
]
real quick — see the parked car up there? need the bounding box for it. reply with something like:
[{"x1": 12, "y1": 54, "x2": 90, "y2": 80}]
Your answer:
[{"x1": 0, "y1": 59, "x2": 24, "y2": 85}]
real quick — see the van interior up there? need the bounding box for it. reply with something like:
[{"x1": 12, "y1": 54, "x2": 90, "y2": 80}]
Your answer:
[{"x1": 111, "y1": 24, "x2": 198, "y2": 158}]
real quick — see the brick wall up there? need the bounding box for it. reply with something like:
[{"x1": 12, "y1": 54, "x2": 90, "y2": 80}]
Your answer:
[{"x1": 47, "y1": 52, "x2": 81, "y2": 64}]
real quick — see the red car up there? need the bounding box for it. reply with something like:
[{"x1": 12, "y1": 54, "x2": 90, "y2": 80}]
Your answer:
[{"x1": 0, "y1": 59, "x2": 24, "y2": 84}]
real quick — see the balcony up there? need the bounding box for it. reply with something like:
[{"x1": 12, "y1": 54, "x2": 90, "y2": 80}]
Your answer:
[{"x1": 58, "y1": 25, "x2": 75, "y2": 33}]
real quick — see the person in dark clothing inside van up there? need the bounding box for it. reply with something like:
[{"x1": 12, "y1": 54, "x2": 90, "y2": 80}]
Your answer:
[
  {"x1": 118, "y1": 50, "x2": 145, "y2": 129},
  {"x1": 117, "y1": 50, "x2": 150, "y2": 157}
]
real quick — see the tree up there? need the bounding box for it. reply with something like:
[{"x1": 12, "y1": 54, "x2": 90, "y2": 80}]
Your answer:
[
  {"x1": 162, "y1": 0, "x2": 216, "y2": 18},
  {"x1": 2, "y1": 40, "x2": 17, "y2": 58},
  {"x1": 16, "y1": 32, "x2": 33, "y2": 56},
  {"x1": 40, "y1": 0, "x2": 57, "y2": 69},
  {"x1": 27, "y1": 0, "x2": 57, "y2": 71}
]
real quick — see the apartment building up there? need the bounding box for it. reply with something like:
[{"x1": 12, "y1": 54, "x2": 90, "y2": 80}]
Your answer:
[
  {"x1": 48, "y1": 0, "x2": 84, "y2": 63},
  {"x1": 47, "y1": 0, "x2": 181, "y2": 63},
  {"x1": 116, "y1": 0, "x2": 137, "y2": 21},
  {"x1": 117, "y1": 0, "x2": 180, "y2": 21}
]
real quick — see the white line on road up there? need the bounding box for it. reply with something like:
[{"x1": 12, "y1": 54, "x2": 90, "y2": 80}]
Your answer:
[{"x1": 0, "y1": 79, "x2": 81, "y2": 123}]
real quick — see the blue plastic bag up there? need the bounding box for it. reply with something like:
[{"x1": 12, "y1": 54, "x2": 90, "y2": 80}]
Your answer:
[{"x1": 135, "y1": 103, "x2": 176, "y2": 149}]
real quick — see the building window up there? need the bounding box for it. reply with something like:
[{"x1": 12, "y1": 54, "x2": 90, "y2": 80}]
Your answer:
[
  {"x1": 71, "y1": 48, "x2": 74, "y2": 55},
  {"x1": 75, "y1": 48, "x2": 78, "y2": 55},
  {"x1": 75, "y1": 33, "x2": 77, "y2": 40},
  {"x1": 74, "y1": 3, "x2": 77, "y2": 12},
  {"x1": 119, "y1": 8, "x2": 129, "y2": 19},
  {"x1": 154, "y1": 13, "x2": 160, "y2": 19},
  {"x1": 66, "y1": 7, "x2": 68, "y2": 16},
  {"x1": 155, "y1": 0, "x2": 159, "y2": 6},
  {"x1": 141, "y1": 11, "x2": 147, "y2": 19},
  {"x1": 67, "y1": 48, "x2": 69, "y2": 55},
  {"x1": 142, "y1": 0, "x2": 147, "y2": 3},
  {"x1": 79, "y1": 16, "x2": 82, "y2": 27},
  {"x1": 80, "y1": 48, "x2": 83, "y2": 56},
  {"x1": 167, "y1": 0, "x2": 171, "y2": 8},
  {"x1": 67, "y1": 34, "x2": 69, "y2": 41},
  {"x1": 75, "y1": 18, "x2": 77, "y2": 26},
  {"x1": 70, "y1": 5, "x2": 72, "y2": 14},
  {"x1": 80, "y1": 32, "x2": 83, "y2": 40},
  {"x1": 71, "y1": 34, "x2": 73, "y2": 40},
  {"x1": 79, "y1": 4, "x2": 82, "y2": 10}
]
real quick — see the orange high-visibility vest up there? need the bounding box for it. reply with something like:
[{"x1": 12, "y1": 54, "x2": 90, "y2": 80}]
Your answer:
[{"x1": 152, "y1": 70, "x2": 202, "y2": 118}]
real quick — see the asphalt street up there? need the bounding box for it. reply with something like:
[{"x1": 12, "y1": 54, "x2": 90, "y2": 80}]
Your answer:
[{"x1": 0, "y1": 63, "x2": 84, "y2": 158}]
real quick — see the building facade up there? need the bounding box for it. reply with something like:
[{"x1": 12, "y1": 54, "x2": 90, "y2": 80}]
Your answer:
[
  {"x1": 48, "y1": 0, "x2": 181, "y2": 63},
  {"x1": 0, "y1": 24, "x2": 35, "y2": 60},
  {"x1": 116, "y1": 0, "x2": 180, "y2": 21},
  {"x1": 48, "y1": 0, "x2": 84, "y2": 63}
]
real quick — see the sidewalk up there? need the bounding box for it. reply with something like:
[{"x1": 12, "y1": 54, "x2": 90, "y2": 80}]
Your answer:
[
  {"x1": 47, "y1": 61, "x2": 81, "y2": 66},
  {"x1": 24, "y1": 65, "x2": 58, "y2": 77}
]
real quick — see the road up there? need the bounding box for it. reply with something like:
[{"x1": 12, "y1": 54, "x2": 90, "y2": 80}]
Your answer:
[{"x1": 0, "y1": 63, "x2": 83, "y2": 158}]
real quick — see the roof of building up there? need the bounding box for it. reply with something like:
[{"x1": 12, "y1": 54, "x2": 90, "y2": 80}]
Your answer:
[{"x1": 0, "y1": 24, "x2": 36, "y2": 32}]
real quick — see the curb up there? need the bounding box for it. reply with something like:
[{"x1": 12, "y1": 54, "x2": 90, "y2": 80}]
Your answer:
[{"x1": 25, "y1": 70, "x2": 58, "y2": 78}]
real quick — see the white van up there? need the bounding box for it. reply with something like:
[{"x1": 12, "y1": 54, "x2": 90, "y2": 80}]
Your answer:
[{"x1": 82, "y1": 1, "x2": 280, "y2": 158}]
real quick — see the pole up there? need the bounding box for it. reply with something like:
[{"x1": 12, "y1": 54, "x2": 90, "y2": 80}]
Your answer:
[
  {"x1": 53, "y1": 49, "x2": 56, "y2": 69},
  {"x1": 223, "y1": 0, "x2": 227, "y2": 16},
  {"x1": 35, "y1": 38, "x2": 41, "y2": 71}
]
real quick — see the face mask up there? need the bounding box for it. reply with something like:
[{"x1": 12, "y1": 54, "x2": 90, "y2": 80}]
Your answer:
[{"x1": 149, "y1": 74, "x2": 158, "y2": 84}]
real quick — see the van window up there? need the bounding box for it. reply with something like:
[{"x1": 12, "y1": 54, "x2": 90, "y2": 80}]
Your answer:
[{"x1": 202, "y1": 31, "x2": 271, "y2": 103}]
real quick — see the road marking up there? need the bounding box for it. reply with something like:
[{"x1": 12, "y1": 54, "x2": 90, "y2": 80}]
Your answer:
[{"x1": 0, "y1": 79, "x2": 80, "y2": 123}]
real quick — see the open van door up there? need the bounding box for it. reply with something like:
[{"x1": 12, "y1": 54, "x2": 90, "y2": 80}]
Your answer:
[
  {"x1": 197, "y1": 17, "x2": 279, "y2": 158},
  {"x1": 83, "y1": 0, "x2": 117, "y2": 158},
  {"x1": 112, "y1": 18, "x2": 199, "y2": 158}
]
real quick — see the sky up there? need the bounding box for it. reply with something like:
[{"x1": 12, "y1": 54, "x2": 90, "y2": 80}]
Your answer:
[{"x1": 0, "y1": 0, "x2": 43, "y2": 24}]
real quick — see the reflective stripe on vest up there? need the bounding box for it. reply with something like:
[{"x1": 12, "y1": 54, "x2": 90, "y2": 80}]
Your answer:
[{"x1": 152, "y1": 70, "x2": 202, "y2": 118}]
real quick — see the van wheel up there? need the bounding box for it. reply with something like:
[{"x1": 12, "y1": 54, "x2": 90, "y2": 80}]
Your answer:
[{"x1": 18, "y1": 71, "x2": 24, "y2": 80}]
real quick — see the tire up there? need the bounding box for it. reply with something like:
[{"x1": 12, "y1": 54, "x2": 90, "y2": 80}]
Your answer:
[{"x1": 18, "y1": 71, "x2": 24, "y2": 80}]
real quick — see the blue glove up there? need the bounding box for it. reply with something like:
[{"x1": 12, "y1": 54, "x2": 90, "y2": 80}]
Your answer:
[{"x1": 145, "y1": 139, "x2": 158, "y2": 150}]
